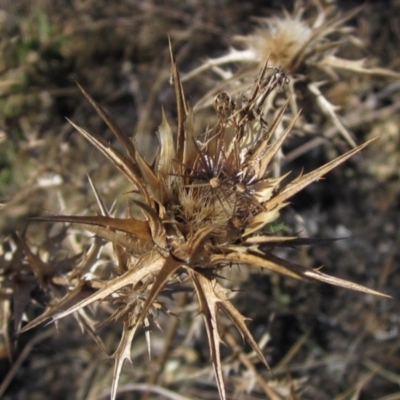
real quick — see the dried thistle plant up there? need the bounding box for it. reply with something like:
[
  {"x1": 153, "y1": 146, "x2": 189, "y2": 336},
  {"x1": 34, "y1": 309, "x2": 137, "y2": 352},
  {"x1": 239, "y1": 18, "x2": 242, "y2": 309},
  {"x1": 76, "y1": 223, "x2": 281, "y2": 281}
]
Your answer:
[
  {"x1": 18, "y1": 43, "x2": 389, "y2": 400},
  {"x1": 183, "y1": 2, "x2": 400, "y2": 150}
]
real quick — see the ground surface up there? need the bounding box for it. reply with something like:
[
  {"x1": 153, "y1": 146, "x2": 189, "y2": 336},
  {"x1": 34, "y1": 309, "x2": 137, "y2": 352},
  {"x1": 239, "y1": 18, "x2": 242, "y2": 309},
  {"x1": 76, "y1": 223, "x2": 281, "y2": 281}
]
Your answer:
[{"x1": 0, "y1": 1, "x2": 399, "y2": 399}]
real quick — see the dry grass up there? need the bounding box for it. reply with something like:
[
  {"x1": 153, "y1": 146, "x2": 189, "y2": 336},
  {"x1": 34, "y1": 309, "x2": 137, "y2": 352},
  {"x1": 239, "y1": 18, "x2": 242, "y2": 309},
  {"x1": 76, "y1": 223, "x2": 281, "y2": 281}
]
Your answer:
[{"x1": 0, "y1": 1, "x2": 399, "y2": 400}]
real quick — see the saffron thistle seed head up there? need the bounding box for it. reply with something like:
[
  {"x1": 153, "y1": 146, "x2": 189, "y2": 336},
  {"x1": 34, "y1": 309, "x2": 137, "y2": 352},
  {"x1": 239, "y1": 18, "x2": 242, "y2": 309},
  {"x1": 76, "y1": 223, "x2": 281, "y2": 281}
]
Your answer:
[
  {"x1": 21, "y1": 43, "x2": 389, "y2": 400},
  {"x1": 184, "y1": 3, "x2": 400, "y2": 151},
  {"x1": 234, "y1": 15, "x2": 313, "y2": 71}
]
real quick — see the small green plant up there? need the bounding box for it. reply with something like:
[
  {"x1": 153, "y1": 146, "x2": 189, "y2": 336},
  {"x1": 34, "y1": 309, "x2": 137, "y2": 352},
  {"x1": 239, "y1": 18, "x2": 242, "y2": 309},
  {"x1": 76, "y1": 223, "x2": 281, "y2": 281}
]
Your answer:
[{"x1": 18, "y1": 43, "x2": 389, "y2": 400}]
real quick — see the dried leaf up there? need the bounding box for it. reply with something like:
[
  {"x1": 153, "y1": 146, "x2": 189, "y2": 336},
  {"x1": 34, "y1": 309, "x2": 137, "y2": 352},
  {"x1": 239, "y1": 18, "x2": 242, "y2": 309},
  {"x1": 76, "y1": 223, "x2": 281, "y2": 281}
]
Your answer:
[
  {"x1": 67, "y1": 119, "x2": 149, "y2": 202},
  {"x1": 319, "y1": 56, "x2": 400, "y2": 78},
  {"x1": 132, "y1": 200, "x2": 166, "y2": 250},
  {"x1": 135, "y1": 150, "x2": 162, "y2": 205},
  {"x1": 192, "y1": 272, "x2": 226, "y2": 400},
  {"x1": 156, "y1": 108, "x2": 176, "y2": 177},
  {"x1": 110, "y1": 319, "x2": 138, "y2": 400},
  {"x1": 266, "y1": 138, "x2": 376, "y2": 211},
  {"x1": 31, "y1": 214, "x2": 152, "y2": 241},
  {"x1": 137, "y1": 256, "x2": 183, "y2": 327},
  {"x1": 210, "y1": 250, "x2": 302, "y2": 280},
  {"x1": 169, "y1": 38, "x2": 188, "y2": 163},
  {"x1": 19, "y1": 282, "x2": 92, "y2": 333},
  {"x1": 51, "y1": 253, "x2": 166, "y2": 324},
  {"x1": 76, "y1": 82, "x2": 137, "y2": 161}
]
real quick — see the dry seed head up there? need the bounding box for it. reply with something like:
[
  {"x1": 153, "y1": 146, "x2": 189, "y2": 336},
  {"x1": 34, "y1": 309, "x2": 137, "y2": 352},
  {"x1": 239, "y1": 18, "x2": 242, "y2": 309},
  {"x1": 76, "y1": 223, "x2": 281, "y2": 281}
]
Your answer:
[
  {"x1": 184, "y1": 4, "x2": 399, "y2": 152},
  {"x1": 183, "y1": 3, "x2": 362, "y2": 85},
  {"x1": 21, "y1": 44, "x2": 389, "y2": 400},
  {"x1": 235, "y1": 15, "x2": 313, "y2": 71}
]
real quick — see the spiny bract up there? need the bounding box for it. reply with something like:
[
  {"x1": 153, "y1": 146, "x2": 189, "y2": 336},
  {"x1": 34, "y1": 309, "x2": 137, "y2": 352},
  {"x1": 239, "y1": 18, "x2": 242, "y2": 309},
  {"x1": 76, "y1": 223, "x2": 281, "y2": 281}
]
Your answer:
[{"x1": 21, "y1": 43, "x2": 388, "y2": 400}]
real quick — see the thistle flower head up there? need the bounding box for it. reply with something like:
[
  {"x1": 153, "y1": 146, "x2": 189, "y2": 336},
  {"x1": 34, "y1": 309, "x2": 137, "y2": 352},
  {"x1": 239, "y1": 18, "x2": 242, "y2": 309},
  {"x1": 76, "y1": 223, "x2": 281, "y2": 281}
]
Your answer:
[
  {"x1": 183, "y1": 3, "x2": 400, "y2": 151},
  {"x1": 21, "y1": 43, "x2": 388, "y2": 400},
  {"x1": 183, "y1": 4, "x2": 364, "y2": 85},
  {"x1": 234, "y1": 14, "x2": 313, "y2": 72}
]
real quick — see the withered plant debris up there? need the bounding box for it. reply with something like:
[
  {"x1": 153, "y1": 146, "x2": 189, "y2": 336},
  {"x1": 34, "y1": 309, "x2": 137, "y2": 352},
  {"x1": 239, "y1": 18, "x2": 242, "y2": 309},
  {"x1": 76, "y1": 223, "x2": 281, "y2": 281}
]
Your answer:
[
  {"x1": 19, "y1": 42, "x2": 389, "y2": 400},
  {"x1": 183, "y1": 2, "x2": 400, "y2": 151}
]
